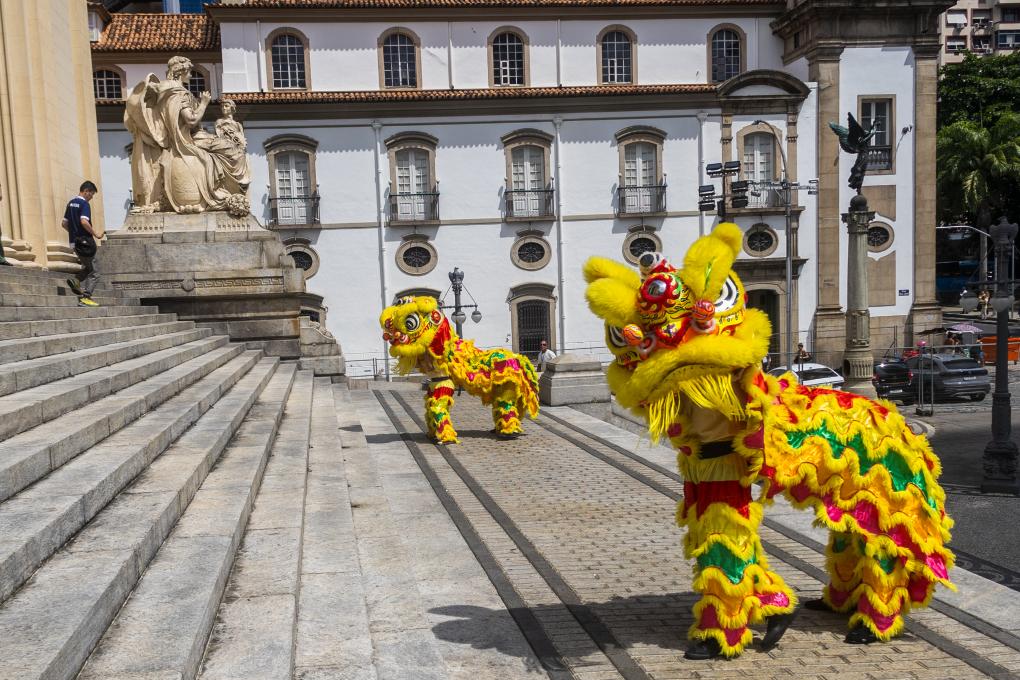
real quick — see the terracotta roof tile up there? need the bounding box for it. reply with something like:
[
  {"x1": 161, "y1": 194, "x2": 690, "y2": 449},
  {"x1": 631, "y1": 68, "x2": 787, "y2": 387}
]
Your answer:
[
  {"x1": 210, "y1": 0, "x2": 778, "y2": 7},
  {"x1": 92, "y1": 13, "x2": 220, "y2": 52},
  {"x1": 217, "y1": 84, "x2": 716, "y2": 104}
]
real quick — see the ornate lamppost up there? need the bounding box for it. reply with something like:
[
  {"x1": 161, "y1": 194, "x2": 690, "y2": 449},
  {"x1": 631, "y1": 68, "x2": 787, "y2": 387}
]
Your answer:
[
  {"x1": 979, "y1": 217, "x2": 1019, "y2": 495},
  {"x1": 830, "y1": 113, "x2": 879, "y2": 396},
  {"x1": 440, "y1": 267, "x2": 482, "y2": 337}
]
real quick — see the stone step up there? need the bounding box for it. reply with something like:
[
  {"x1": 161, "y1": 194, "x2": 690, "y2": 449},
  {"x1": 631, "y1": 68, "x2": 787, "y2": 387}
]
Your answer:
[
  {"x1": 0, "y1": 349, "x2": 262, "y2": 603},
  {"x1": 0, "y1": 327, "x2": 210, "y2": 398},
  {"x1": 0, "y1": 292, "x2": 139, "y2": 308},
  {"x1": 0, "y1": 311, "x2": 179, "y2": 342},
  {"x1": 0, "y1": 277, "x2": 129, "y2": 299},
  {"x1": 0, "y1": 357, "x2": 281, "y2": 680},
  {"x1": 0, "y1": 304, "x2": 160, "y2": 323},
  {"x1": 198, "y1": 372, "x2": 318, "y2": 680},
  {"x1": 0, "y1": 334, "x2": 230, "y2": 441},
  {"x1": 77, "y1": 364, "x2": 299, "y2": 680},
  {"x1": 0, "y1": 319, "x2": 195, "y2": 365}
]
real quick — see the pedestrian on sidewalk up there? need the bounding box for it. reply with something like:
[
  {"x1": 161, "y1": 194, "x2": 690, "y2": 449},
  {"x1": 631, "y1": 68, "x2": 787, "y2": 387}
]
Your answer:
[
  {"x1": 537, "y1": 340, "x2": 556, "y2": 372},
  {"x1": 62, "y1": 181, "x2": 102, "y2": 307}
]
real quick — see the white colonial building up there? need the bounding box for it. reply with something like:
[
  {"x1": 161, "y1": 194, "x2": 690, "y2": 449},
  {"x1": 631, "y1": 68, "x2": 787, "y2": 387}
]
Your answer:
[{"x1": 90, "y1": 0, "x2": 949, "y2": 375}]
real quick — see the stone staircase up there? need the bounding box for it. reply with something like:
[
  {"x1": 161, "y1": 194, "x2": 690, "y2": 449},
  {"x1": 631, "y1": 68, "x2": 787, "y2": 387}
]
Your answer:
[{"x1": 0, "y1": 267, "x2": 348, "y2": 680}]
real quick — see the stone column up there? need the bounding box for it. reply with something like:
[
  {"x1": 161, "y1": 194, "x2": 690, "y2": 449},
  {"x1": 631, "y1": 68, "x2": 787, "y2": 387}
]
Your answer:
[
  {"x1": 842, "y1": 193, "x2": 876, "y2": 397},
  {"x1": 808, "y1": 47, "x2": 845, "y2": 366},
  {"x1": 909, "y1": 44, "x2": 943, "y2": 341}
]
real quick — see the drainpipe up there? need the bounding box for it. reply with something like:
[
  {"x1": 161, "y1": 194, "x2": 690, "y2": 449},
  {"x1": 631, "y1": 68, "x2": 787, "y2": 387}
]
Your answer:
[
  {"x1": 372, "y1": 120, "x2": 390, "y2": 380},
  {"x1": 447, "y1": 21, "x2": 455, "y2": 88},
  {"x1": 696, "y1": 111, "x2": 708, "y2": 237},
  {"x1": 553, "y1": 116, "x2": 566, "y2": 353},
  {"x1": 256, "y1": 20, "x2": 265, "y2": 92},
  {"x1": 556, "y1": 20, "x2": 562, "y2": 87}
]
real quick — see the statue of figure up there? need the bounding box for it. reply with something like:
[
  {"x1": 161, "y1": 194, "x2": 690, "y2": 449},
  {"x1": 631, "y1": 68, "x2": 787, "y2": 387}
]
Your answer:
[
  {"x1": 828, "y1": 113, "x2": 878, "y2": 194},
  {"x1": 124, "y1": 56, "x2": 250, "y2": 215}
]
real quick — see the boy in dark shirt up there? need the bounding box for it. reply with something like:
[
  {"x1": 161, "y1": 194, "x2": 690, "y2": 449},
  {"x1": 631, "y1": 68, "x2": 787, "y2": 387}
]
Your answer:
[{"x1": 62, "y1": 181, "x2": 100, "y2": 306}]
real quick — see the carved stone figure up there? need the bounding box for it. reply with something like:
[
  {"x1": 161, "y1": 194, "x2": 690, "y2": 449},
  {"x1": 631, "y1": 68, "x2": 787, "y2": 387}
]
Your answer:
[{"x1": 125, "y1": 57, "x2": 250, "y2": 215}]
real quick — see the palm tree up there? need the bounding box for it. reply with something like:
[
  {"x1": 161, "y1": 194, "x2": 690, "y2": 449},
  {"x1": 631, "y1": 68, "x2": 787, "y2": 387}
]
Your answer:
[{"x1": 938, "y1": 112, "x2": 1020, "y2": 229}]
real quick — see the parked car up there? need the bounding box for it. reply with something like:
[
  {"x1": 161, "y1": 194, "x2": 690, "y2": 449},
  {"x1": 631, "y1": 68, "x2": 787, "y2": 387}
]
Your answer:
[
  {"x1": 872, "y1": 358, "x2": 914, "y2": 404},
  {"x1": 768, "y1": 363, "x2": 845, "y2": 389},
  {"x1": 905, "y1": 354, "x2": 991, "y2": 402}
]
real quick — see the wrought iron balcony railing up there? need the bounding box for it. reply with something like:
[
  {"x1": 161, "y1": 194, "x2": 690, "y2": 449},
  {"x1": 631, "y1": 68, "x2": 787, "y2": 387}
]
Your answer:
[
  {"x1": 866, "y1": 146, "x2": 893, "y2": 171},
  {"x1": 268, "y1": 195, "x2": 320, "y2": 227},
  {"x1": 616, "y1": 183, "x2": 667, "y2": 215},
  {"x1": 389, "y1": 191, "x2": 440, "y2": 223},
  {"x1": 504, "y1": 188, "x2": 555, "y2": 219}
]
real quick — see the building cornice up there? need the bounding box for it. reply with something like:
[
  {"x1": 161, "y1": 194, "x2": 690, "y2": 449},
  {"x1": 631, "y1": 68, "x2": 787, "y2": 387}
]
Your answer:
[{"x1": 207, "y1": 2, "x2": 785, "y2": 22}]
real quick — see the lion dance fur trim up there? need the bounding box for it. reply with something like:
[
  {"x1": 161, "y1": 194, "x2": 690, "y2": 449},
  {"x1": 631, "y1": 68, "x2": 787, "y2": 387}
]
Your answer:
[
  {"x1": 380, "y1": 295, "x2": 540, "y2": 443},
  {"x1": 584, "y1": 223, "x2": 954, "y2": 656}
]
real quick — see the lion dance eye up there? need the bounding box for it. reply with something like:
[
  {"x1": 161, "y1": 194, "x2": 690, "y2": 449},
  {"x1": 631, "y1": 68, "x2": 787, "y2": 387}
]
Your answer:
[
  {"x1": 404, "y1": 315, "x2": 420, "y2": 332},
  {"x1": 714, "y1": 276, "x2": 741, "y2": 312},
  {"x1": 608, "y1": 326, "x2": 628, "y2": 348}
]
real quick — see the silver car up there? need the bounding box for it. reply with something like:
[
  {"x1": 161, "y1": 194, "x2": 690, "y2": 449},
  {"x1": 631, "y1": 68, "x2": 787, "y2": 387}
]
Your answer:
[{"x1": 768, "y1": 362, "x2": 846, "y2": 389}]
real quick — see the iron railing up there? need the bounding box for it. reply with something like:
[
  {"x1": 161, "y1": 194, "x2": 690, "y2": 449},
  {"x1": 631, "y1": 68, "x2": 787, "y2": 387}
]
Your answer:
[
  {"x1": 504, "y1": 188, "x2": 555, "y2": 219},
  {"x1": 866, "y1": 146, "x2": 893, "y2": 171},
  {"x1": 268, "y1": 195, "x2": 320, "y2": 227},
  {"x1": 747, "y1": 182, "x2": 781, "y2": 209},
  {"x1": 389, "y1": 191, "x2": 440, "y2": 223},
  {"x1": 616, "y1": 183, "x2": 667, "y2": 215}
]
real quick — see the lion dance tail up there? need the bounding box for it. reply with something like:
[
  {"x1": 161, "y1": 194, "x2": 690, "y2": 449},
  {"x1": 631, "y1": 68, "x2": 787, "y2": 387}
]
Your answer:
[{"x1": 745, "y1": 371, "x2": 955, "y2": 641}]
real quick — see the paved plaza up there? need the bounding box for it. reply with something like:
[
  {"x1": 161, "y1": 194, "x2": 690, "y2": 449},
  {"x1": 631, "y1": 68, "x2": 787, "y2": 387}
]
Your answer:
[{"x1": 307, "y1": 382, "x2": 1020, "y2": 680}]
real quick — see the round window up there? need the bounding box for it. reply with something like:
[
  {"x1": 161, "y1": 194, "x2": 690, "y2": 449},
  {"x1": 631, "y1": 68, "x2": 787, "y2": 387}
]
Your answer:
[
  {"x1": 289, "y1": 251, "x2": 313, "y2": 271},
  {"x1": 402, "y1": 245, "x2": 432, "y2": 269},
  {"x1": 747, "y1": 230, "x2": 775, "y2": 254},
  {"x1": 867, "y1": 224, "x2": 892, "y2": 250},
  {"x1": 628, "y1": 236, "x2": 658, "y2": 259},
  {"x1": 518, "y1": 241, "x2": 546, "y2": 264}
]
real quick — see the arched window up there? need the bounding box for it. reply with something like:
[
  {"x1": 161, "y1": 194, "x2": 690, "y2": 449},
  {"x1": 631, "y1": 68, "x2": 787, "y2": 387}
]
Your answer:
[
  {"x1": 599, "y1": 28, "x2": 634, "y2": 84},
  {"x1": 265, "y1": 134, "x2": 319, "y2": 226},
  {"x1": 615, "y1": 126, "x2": 666, "y2": 215},
  {"x1": 186, "y1": 66, "x2": 209, "y2": 98},
  {"x1": 490, "y1": 30, "x2": 527, "y2": 87},
  {"x1": 385, "y1": 132, "x2": 438, "y2": 222},
  {"x1": 502, "y1": 129, "x2": 554, "y2": 219},
  {"x1": 269, "y1": 32, "x2": 308, "y2": 90},
  {"x1": 508, "y1": 283, "x2": 557, "y2": 360},
  {"x1": 381, "y1": 31, "x2": 419, "y2": 88},
  {"x1": 709, "y1": 27, "x2": 744, "y2": 82},
  {"x1": 92, "y1": 69, "x2": 122, "y2": 99}
]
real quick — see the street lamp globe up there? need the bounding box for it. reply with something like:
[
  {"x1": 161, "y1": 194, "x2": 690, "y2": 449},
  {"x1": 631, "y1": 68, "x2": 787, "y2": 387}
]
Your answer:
[
  {"x1": 452, "y1": 310, "x2": 467, "y2": 326},
  {"x1": 471, "y1": 309, "x2": 482, "y2": 323}
]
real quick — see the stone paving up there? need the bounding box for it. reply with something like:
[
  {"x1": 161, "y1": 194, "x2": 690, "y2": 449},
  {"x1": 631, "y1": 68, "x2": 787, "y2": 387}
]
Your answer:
[{"x1": 358, "y1": 382, "x2": 1020, "y2": 680}]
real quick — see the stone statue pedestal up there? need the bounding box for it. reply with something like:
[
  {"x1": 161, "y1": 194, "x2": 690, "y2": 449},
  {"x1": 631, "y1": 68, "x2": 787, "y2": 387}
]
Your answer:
[
  {"x1": 103, "y1": 212, "x2": 343, "y2": 376},
  {"x1": 538, "y1": 354, "x2": 610, "y2": 406}
]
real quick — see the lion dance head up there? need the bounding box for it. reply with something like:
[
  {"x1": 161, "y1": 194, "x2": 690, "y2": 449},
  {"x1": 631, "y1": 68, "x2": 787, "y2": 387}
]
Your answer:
[
  {"x1": 584, "y1": 223, "x2": 772, "y2": 435},
  {"x1": 379, "y1": 295, "x2": 452, "y2": 374}
]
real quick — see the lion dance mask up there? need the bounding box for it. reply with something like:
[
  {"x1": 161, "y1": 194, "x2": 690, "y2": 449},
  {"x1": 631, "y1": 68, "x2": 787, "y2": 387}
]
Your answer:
[
  {"x1": 380, "y1": 296, "x2": 540, "y2": 443},
  {"x1": 584, "y1": 223, "x2": 954, "y2": 659}
]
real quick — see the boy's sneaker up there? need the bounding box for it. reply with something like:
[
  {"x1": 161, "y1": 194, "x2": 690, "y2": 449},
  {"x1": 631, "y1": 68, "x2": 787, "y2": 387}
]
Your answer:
[
  {"x1": 78, "y1": 296, "x2": 99, "y2": 307},
  {"x1": 66, "y1": 278, "x2": 84, "y2": 296}
]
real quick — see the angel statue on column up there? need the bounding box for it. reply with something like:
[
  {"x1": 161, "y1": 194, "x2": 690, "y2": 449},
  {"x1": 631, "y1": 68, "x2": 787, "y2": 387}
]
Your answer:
[
  {"x1": 828, "y1": 113, "x2": 878, "y2": 195},
  {"x1": 124, "y1": 56, "x2": 251, "y2": 215}
]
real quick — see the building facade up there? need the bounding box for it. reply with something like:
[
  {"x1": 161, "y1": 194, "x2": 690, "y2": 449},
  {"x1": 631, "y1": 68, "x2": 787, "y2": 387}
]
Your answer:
[
  {"x1": 940, "y1": 0, "x2": 1020, "y2": 64},
  {"x1": 90, "y1": 0, "x2": 950, "y2": 375}
]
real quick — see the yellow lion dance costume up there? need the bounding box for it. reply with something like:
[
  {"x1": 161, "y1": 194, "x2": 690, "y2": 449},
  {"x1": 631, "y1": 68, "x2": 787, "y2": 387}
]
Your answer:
[
  {"x1": 584, "y1": 223, "x2": 954, "y2": 659},
  {"x1": 379, "y1": 295, "x2": 540, "y2": 443}
]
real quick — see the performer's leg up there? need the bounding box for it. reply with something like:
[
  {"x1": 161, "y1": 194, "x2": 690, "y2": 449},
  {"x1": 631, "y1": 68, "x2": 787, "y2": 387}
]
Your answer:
[
  {"x1": 425, "y1": 379, "x2": 458, "y2": 444},
  {"x1": 848, "y1": 539, "x2": 908, "y2": 643},
  {"x1": 491, "y1": 382, "x2": 523, "y2": 436},
  {"x1": 682, "y1": 470, "x2": 795, "y2": 658},
  {"x1": 818, "y1": 532, "x2": 863, "y2": 613}
]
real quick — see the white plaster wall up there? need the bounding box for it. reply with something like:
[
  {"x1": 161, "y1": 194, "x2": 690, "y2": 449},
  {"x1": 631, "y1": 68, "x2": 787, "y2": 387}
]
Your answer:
[
  {"x1": 117, "y1": 62, "x2": 221, "y2": 96},
  {"x1": 97, "y1": 126, "x2": 134, "y2": 227},
  {"x1": 838, "y1": 46, "x2": 916, "y2": 318}
]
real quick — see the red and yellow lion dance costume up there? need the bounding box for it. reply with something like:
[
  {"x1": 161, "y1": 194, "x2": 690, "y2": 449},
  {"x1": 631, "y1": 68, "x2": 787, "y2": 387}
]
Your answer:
[
  {"x1": 584, "y1": 223, "x2": 954, "y2": 659},
  {"x1": 380, "y1": 295, "x2": 540, "y2": 443}
]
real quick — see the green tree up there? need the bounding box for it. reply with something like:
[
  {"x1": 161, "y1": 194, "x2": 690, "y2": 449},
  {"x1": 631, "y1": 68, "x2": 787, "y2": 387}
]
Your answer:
[
  {"x1": 938, "y1": 52, "x2": 1020, "y2": 128},
  {"x1": 937, "y1": 113, "x2": 1020, "y2": 228}
]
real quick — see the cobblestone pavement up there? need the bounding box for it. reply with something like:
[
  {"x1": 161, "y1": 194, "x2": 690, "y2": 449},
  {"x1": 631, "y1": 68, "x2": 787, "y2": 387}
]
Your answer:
[{"x1": 365, "y1": 384, "x2": 1020, "y2": 680}]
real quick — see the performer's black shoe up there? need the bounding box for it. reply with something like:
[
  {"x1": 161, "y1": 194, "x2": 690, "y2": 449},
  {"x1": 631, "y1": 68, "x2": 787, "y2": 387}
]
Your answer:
[
  {"x1": 760, "y1": 611, "x2": 797, "y2": 651},
  {"x1": 496, "y1": 431, "x2": 521, "y2": 440},
  {"x1": 844, "y1": 624, "x2": 879, "y2": 645},
  {"x1": 683, "y1": 638, "x2": 722, "y2": 660},
  {"x1": 803, "y1": 598, "x2": 833, "y2": 612}
]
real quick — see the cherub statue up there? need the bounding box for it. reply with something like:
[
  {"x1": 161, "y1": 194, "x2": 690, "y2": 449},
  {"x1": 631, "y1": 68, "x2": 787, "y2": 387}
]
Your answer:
[{"x1": 828, "y1": 113, "x2": 878, "y2": 194}]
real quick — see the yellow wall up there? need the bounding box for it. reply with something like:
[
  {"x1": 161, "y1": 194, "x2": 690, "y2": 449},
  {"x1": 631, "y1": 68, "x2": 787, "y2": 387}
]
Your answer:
[{"x1": 0, "y1": 0, "x2": 102, "y2": 270}]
